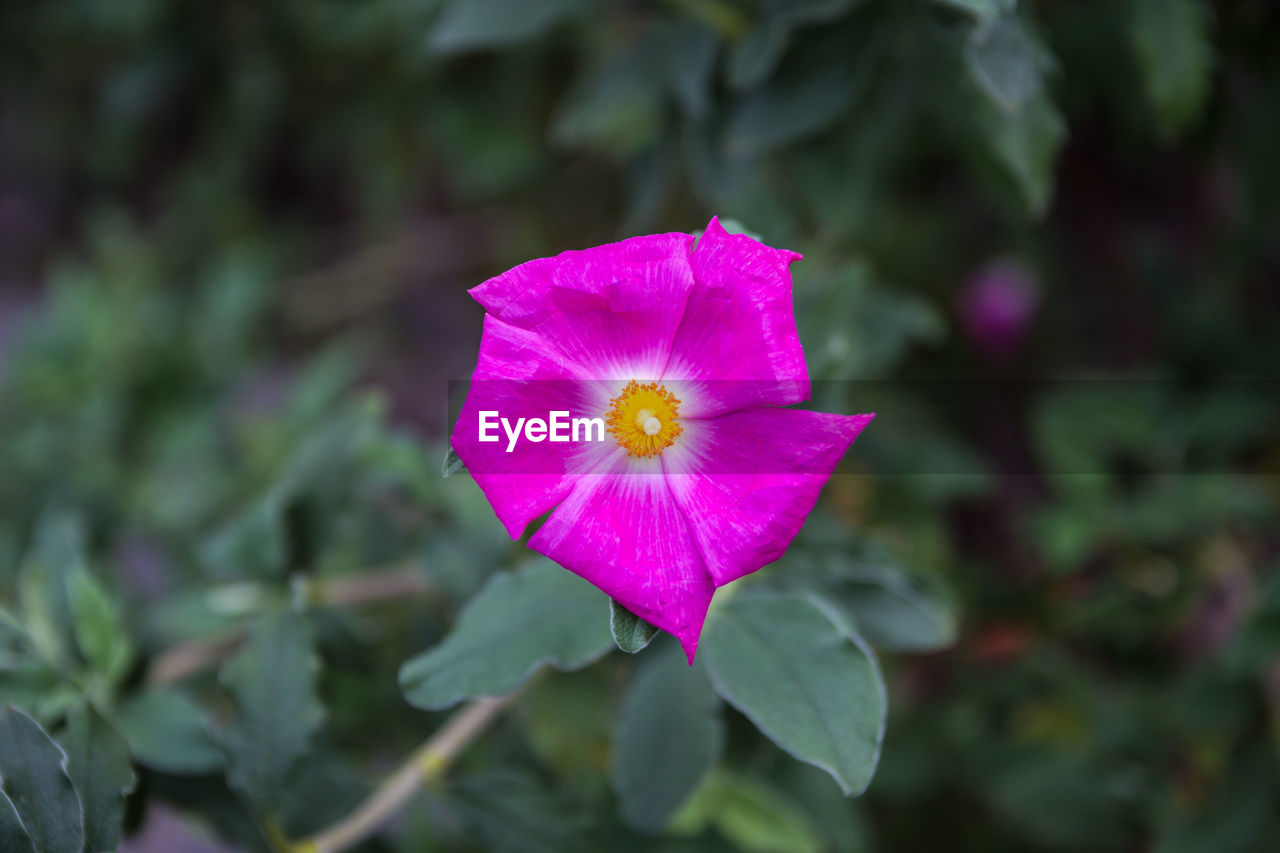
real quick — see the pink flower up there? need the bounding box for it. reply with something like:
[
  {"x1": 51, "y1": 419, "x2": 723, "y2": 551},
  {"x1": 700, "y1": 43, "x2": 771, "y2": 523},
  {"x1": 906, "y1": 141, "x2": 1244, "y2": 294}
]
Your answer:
[{"x1": 452, "y1": 218, "x2": 873, "y2": 661}]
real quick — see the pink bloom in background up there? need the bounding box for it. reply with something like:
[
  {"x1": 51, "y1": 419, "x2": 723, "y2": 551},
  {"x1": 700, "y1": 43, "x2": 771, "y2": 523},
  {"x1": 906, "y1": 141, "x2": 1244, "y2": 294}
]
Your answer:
[
  {"x1": 957, "y1": 259, "x2": 1040, "y2": 358},
  {"x1": 452, "y1": 217, "x2": 873, "y2": 661}
]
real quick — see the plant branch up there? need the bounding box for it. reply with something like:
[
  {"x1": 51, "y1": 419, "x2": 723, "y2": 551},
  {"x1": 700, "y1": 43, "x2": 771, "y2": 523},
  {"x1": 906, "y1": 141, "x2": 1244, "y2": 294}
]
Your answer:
[
  {"x1": 147, "y1": 565, "x2": 433, "y2": 686},
  {"x1": 289, "y1": 692, "x2": 518, "y2": 853}
]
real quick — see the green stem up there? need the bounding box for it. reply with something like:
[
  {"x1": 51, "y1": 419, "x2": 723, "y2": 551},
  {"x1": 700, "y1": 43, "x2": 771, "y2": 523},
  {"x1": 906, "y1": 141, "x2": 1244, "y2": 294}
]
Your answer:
[{"x1": 288, "y1": 692, "x2": 518, "y2": 853}]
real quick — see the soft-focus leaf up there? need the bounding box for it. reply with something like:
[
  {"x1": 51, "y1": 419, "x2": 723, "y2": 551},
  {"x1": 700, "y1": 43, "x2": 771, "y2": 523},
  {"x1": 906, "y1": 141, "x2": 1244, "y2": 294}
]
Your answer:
[
  {"x1": 514, "y1": 672, "x2": 613, "y2": 778},
  {"x1": 430, "y1": 0, "x2": 584, "y2": 54},
  {"x1": 17, "y1": 512, "x2": 84, "y2": 671},
  {"x1": 660, "y1": 22, "x2": 719, "y2": 119},
  {"x1": 797, "y1": 264, "x2": 944, "y2": 380},
  {"x1": 978, "y1": 86, "x2": 1066, "y2": 216},
  {"x1": 0, "y1": 706, "x2": 84, "y2": 853},
  {"x1": 111, "y1": 687, "x2": 225, "y2": 775},
  {"x1": 934, "y1": 0, "x2": 1016, "y2": 25},
  {"x1": 400, "y1": 559, "x2": 613, "y2": 710},
  {"x1": 551, "y1": 39, "x2": 665, "y2": 158},
  {"x1": 200, "y1": 403, "x2": 379, "y2": 578},
  {"x1": 827, "y1": 564, "x2": 958, "y2": 652},
  {"x1": 66, "y1": 564, "x2": 133, "y2": 685},
  {"x1": 727, "y1": 0, "x2": 862, "y2": 90},
  {"x1": 220, "y1": 614, "x2": 323, "y2": 814},
  {"x1": 669, "y1": 770, "x2": 825, "y2": 853},
  {"x1": 449, "y1": 771, "x2": 587, "y2": 853},
  {"x1": 198, "y1": 494, "x2": 288, "y2": 579},
  {"x1": 60, "y1": 704, "x2": 135, "y2": 853},
  {"x1": 725, "y1": 44, "x2": 863, "y2": 157},
  {"x1": 788, "y1": 524, "x2": 958, "y2": 652},
  {"x1": 1154, "y1": 752, "x2": 1277, "y2": 853},
  {"x1": 609, "y1": 598, "x2": 659, "y2": 654},
  {"x1": 1130, "y1": 0, "x2": 1211, "y2": 136},
  {"x1": 701, "y1": 592, "x2": 886, "y2": 795},
  {"x1": 613, "y1": 641, "x2": 723, "y2": 830},
  {"x1": 0, "y1": 663, "x2": 78, "y2": 724},
  {"x1": 965, "y1": 14, "x2": 1052, "y2": 113}
]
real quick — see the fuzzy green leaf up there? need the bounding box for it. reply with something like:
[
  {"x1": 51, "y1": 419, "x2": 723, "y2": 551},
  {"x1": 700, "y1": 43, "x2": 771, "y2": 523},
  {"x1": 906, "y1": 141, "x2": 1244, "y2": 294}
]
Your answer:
[
  {"x1": 111, "y1": 687, "x2": 225, "y2": 775},
  {"x1": 400, "y1": 559, "x2": 613, "y2": 710},
  {"x1": 701, "y1": 592, "x2": 886, "y2": 795},
  {"x1": 0, "y1": 706, "x2": 84, "y2": 853},
  {"x1": 220, "y1": 614, "x2": 324, "y2": 814},
  {"x1": 66, "y1": 565, "x2": 133, "y2": 686},
  {"x1": 60, "y1": 705, "x2": 135, "y2": 853},
  {"x1": 609, "y1": 599, "x2": 659, "y2": 654},
  {"x1": 612, "y1": 641, "x2": 723, "y2": 830},
  {"x1": 430, "y1": 0, "x2": 584, "y2": 54}
]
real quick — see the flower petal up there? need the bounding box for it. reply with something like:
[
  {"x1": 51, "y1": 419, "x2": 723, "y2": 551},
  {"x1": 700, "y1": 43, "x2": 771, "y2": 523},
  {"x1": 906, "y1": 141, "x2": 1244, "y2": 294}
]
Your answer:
[
  {"x1": 662, "y1": 218, "x2": 809, "y2": 417},
  {"x1": 662, "y1": 408, "x2": 874, "y2": 587},
  {"x1": 451, "y1": 316, "x2": 613, "y2": 540},
  {"x1": 470, "y1": 232, "x2": 697, "y2": 379},
  {"x1": 527, "y1": 456, "x2": 715, "y2": 662}
]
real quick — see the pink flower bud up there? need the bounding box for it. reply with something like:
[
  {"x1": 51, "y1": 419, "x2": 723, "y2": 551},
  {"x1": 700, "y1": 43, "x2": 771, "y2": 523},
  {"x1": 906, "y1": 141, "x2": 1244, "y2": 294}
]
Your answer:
[{"x1": 958, "y1": 259, "x2": 1040, "y2": 358}]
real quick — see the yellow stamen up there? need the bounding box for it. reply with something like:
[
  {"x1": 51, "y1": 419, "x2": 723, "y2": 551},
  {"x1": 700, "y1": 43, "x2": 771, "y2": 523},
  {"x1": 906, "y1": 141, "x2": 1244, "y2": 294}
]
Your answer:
[{"x1": 606, "y1": 380, "x2": 682, "y2": 457}]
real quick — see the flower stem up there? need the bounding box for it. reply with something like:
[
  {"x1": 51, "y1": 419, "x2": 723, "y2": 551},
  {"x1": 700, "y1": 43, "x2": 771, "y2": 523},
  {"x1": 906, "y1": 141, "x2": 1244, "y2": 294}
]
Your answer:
[{"x1": 288, "y1": 692, "x2": 518, "y2": 853}]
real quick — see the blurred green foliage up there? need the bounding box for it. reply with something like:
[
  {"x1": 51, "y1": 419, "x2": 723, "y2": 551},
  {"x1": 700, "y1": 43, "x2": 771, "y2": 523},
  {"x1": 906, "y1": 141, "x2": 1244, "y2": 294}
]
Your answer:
[{"x1": 2, "y1": 0, "x2": 1280, "y2": 851}]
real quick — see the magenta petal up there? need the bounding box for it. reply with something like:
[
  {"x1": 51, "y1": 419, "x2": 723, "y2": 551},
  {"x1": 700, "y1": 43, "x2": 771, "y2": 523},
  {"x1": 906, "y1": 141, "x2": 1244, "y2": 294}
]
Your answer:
[
  {"x1": 451, "y1": 316, "x2": 604, "y2": 540},
  {"x1": 663, "y1": 408, "x2": 874, "y2": 587},
  {"x1": 663, "y1": 218, "x2": 810, "y2": 416},
  {"x1": 527, "y1": 460, "x2": 715, "y2": 662},
  {"x1": 470, "y1": 232, "x2": 697, "y2": 379}
]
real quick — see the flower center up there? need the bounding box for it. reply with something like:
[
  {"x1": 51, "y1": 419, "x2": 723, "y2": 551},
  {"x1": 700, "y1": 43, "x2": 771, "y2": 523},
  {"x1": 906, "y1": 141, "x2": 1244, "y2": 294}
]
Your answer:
[{"x1": 606, "y1": 380, "x2": 682, "y2": 457}]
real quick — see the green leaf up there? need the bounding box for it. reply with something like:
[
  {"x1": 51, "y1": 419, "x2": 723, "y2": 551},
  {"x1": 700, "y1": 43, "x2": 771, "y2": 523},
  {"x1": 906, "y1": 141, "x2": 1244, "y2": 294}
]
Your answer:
[
  {"x1": 400, "y1": 559, "x2": 613, "y2": 710},
  {"x1": 978, "y1": 86, "x2": 1066, "y2": 216},
  {"x1": 0, "y1": 792, "x2": 35, "y2": 853},
  {"x1": 60, "y1": 705, "x2": 135, "y2": 853},
  {"x1": 701, "y1": 592, "x2": 886, "y2": 795},
  {"x1": 449, "y1": 771, "x2": 587, "y2": 853},
  {"x1": 727, "y1": 0, "x2": 862, "y2": 90},
  {"x1": 965, "y1": 15, "x2": 1052, "y2": 113},
  {"x1": 725, "y1": 45, "x2": 863, "y2": 157},
  {"x1": 788, "y1": 526, "x2": 958, "y2": 653},
  {"x1": 17, "y1": 511, "x2": 85, "y2": 671},
  {"x1": 609, "y1": 599, "x2": 659, "y2": 654},
  {"x1": 612, "y1": 641, "x2": 723, "y2": 831},
  {"x1": 933, "y1": 0, "x2": 1016, "y2": 25},
  {"x1": 17, "y1": 569, "x2": 71, "y2": 674},
  {"x1": 1130, "y1": 0, "x2": 1212, "y2": 137},
  {"x1": 111, "y1": 687, "x2": 225, "y2": 775},
  {"x1": 669, "y1": 770, "x2": 825, "y2": 853},
  {"x1": 797, "y1": 264, "x2": 944, "y2": 380},
  {"x1": 0, "y1": 608, "x2": 30, "y2": 658},
  {"x1": 198, "y1": 493, "x2": 288, "y2": 579},
  {"x1": 551, "y1": 39, "x2": 665, "y2": 158},
  {"x1": 200, "y1": 402, "x2": 381, "y2": 579},
  {"x1": 0, "y1": 706, "x2": 85, "y2": 853},
  {"x1": 66, "y1": 565, "x2": 133, "y2": 685},
  {"x1": 515, "y1": 673, "x2": 613, "y2": 777},
  {"x1": 430, "y1": 0, "x2": 584, "y2": 54},
  {"x1": 825, "y1": 562, "x2": 958, "y2": 653},
  {"x1": 442, "y1": 446, "x2": 466, "y2": 479},
  {"x1": 220, "y1": 614, "x2": 324, "y2": 814},
  {"x1": 660, "y1": 22, "x2": 719, "y2": 119}
]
